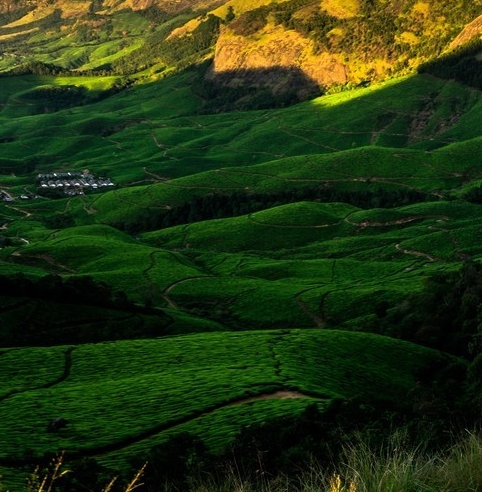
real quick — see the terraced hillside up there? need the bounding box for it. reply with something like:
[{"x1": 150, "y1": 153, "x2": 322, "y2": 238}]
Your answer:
[
  {"x1": 0, "y1": 67, "x2": 481, "y2": 486},
  {"x1": 1, "y1": 0, "x2": 482, "y2": 489},
  {"x1": 2, "y1": 73, "x2": 482, "y2": 334},
  {"x1": 0, "y1": 329, "x2": 456, "y2": 489}
]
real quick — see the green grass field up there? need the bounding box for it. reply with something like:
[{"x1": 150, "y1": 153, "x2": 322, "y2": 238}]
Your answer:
[
  {"x1": 1, "y1": 57, "x2": 482, "y2": 490},
  {"x1": 2, "y1": 1, "x2": 482, "y2": 489},
  {"x1": 0, "y1": 330, "x2": 453, "y2": 478}
]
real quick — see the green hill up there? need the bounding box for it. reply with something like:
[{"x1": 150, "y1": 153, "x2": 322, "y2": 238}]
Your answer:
[
  {"x1": 1, "y1": 0, "x2": 482, "y2": 489},
  {"x1": 0, "y1": 329, "x2": 457, "y2": 487}
]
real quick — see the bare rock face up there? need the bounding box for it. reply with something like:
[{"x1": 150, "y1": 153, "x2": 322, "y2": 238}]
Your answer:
[
  {"x1": 208, "y1": 24, "x2": 347, "y2": 97},
  {"x1": 449, "y1": 14, "x2": 482, "y2": 50}
]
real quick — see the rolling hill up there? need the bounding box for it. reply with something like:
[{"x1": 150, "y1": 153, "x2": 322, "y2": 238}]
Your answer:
[
  {"x1": 0, "y1": 329, "x2": 459, "y2": 489},
  {"x1": 1, "y1": 0, "x2": 482, "y2": 489}
]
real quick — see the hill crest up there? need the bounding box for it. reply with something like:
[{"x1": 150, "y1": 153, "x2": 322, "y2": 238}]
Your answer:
[{"x1": 0, "y1": 0, "x2": 481, "y2": 98}]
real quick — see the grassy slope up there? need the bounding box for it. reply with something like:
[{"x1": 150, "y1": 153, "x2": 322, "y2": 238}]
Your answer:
[
  {"x1": 2, "y1": 72, "x2": 482, "y2": 330},
  {"x1": 1, "y1": 44, "x2": 482, "y2": 488},
  {"x1": 0, "y1": 330, "x2": 452, "y2": 474}
]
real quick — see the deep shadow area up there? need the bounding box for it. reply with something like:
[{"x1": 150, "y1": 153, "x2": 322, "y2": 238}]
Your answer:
[
  {"x1": 194, "y1": 63, "x2": 323, "y2": 112},
  {"x1": 418, "y1": 38, "x2": 482, "y2": 90},
  {"x1": 0, "y1": 274, "x2": 172, "y2": 346},
  {"x1": 1, "y1": 73, "x2": 133, "y2": 115}
]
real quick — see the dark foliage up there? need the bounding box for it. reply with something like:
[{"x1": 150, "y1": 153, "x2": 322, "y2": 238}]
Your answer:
[
  {"x1": 110, "y1": 14, "x2": 220, "y2": 75},
  {"x1": 418, "y1": 38, "x2": 482, "y2": 90},
  {"x1": 224, "y1": 6, "x2": 235, "y2": 23},
  {"x1": 137, "y1": 5, "x2": 176, "y2": 24},
  {"x1": 42, "y1": 213, "x2": 76, "y2": 229},
  {"x1": 0, "y1": 157, "x2": 36, "y2": 175},
  {"x1": 117, "y1": 185, "x2": 432, "y2": 234},
  {"x1": 464, "y1": 185, "x2": 482, "y2": 204},
  {"x1": 225, "y1": 395, "x2": 465, "y2": 479},
  {"x1": 22, "y1": 85, "x2": 90, "y2": 111},
  {"x1": 0, "y1": 273, "x2": 171, "y2": 346},
  {"x1": 125, "y1": 390, "x2": 471, "y2": 491},
  {"x1": 230, "y1": 6, "x2": 271, "y2": 36},
  {"x1": 383, "y1": 260, "x2": 482, "y2": 359},
  {"x1": 0, "y1": 5, "x2": 31, "y2": 25},
  {"x1": 6, "y1": 60, "x2": 65, "y2": 76},
  {"x1": 44, "y1": 457, "x2": 125, "y2": 492},
  {"x1": 130, "y1": 433, "x2": 213, "y2": 491}
]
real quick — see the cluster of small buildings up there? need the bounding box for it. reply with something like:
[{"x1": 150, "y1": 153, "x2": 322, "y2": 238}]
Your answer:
[
  {"x1": 0, "y1": 172, "x2": 115, "y2": 203},
  {"x1": 37, "y1": 171, "x2": 114, "y2": 196}
]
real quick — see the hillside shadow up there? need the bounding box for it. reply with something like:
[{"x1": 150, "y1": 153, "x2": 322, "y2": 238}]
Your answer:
[{"x1": 193, "y1": 64, "x2": 323, "y2": 112}]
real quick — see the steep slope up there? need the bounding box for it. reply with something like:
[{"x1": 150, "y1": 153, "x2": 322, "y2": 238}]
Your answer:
[
  {"x1": 207, "y1": 0, "x2": 482, "y2": 95},
  {"x1": 1, "y1": 0, "x2": 482, "y2": 102}
]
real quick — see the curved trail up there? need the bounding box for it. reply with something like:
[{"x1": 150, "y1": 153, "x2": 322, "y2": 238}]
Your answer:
[
  {"x1": 226, "y1": 390, "x2": 310, "y2": 406},
  {"x1": 80, "y1": 388, "x2": 316, "y2": 460},
  {"x1": 248, "y1": 213, "x2": 337, "y2": 229},
  {"x1": 5, "y1": 205, "x2": 32, "y2": 218},
  {"x1": 0, "y1": 386, "x2": 318, "y2": 468},
  {"x1": 9, "y1": 253, "x2": 76, "y2": 273},
  {"x1": 344, "y1": 214, "x2": 449, "y2": 228},
  {"x1": 395, "y1": 243, "x2": 441, "y2": 262},
  {"x1": 345, "y1": 216, "x2": 421, "y2": 228},
  {"x1": 143, "y1": 167, "x2": 170, "y2": 182},
  {"x1": 0, "y1": 347, "x2": 75, "y2": 403},
  {"x1": 161, "y1": 275, "x2": 213, "y2": 310},
  {"x1": 295, "y1": 297, "x2": 326, "y2": 328}
]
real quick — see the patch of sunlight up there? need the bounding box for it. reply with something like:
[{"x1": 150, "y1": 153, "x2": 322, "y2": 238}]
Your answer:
[
  {"x1": 328, "y1": 27, "x2": 345, "y2": 37},
  {"x1": 58, "y1": 1, "x2": 91, "y2": 19},
  {"x1": 167, "y1": 18, "x2": 202, "y2": 40},
  {"x1": 0, "y1": 27, "x2": 39, "y2": 41},
  {"x1": 397, "y1": 31, "x2": 420, "y2": 45},
  {"x1": 321, "y1": 0, "x2": 360, "y2": 19},
  {"x1": 312, "y1": 76, "x2": 413, "y2": 108},
  {"x1": 50, "y1": 76, "x2": 120, "y2": 91},
  {"x1": 413, "y1": 2, "x2": 430, "y2": 17}
]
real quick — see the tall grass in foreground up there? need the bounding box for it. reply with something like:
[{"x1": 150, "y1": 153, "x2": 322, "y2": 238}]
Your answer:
[
  {"x1": 14, "y1": 431, "x2": 482, "y2": 491},
  {"x1": 190, "y1": 432, "x2": 482, "y2": 492},
  {"x1": 24, "y1": 453, "x2": 146, "y2": 492}
]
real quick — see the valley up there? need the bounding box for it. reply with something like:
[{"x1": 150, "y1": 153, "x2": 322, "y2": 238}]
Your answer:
[{"x1": 1, "y1": 0, "x2": 482, "y2": 490}]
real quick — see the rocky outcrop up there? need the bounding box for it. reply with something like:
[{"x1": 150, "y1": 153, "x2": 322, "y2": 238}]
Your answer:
[
  {"x1": 208, "y1": 24, "x2": 347, "y2": 95},
  {"x1": 448, "y1": 14, "x2": 482, "y2": 50}
]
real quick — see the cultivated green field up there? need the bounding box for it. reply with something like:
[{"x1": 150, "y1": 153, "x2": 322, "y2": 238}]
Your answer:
[
  {"x1": 0, "y1": 330, "x2": 454, "y2": 482},
  {"x1": 1, "y1": 46, "x2": 482, "y2": 488}
]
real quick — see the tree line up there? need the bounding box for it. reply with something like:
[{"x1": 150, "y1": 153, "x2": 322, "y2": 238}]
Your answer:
[
  {"x1": 0, "y1": 273, "x2": 172, "y2": 346},
  {"x1": 0, "y1": 273, "x2": 125, "y2": 308},
  {"x1": 382, "y1": 260, "x2": 482, "y2": 360},
  {"x1": 116, "y1": 185, "x2": 433, "y2": 234}
]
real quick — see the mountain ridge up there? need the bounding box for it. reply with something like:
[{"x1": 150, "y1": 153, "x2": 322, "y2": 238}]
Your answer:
[{"x1": 1, "y1": 0, "x2": 482, "y2": 101}]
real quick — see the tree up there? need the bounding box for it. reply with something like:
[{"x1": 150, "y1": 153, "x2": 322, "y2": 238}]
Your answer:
[{"x1": 225, "y1": 6, "x2": 235, "y2": 23}]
